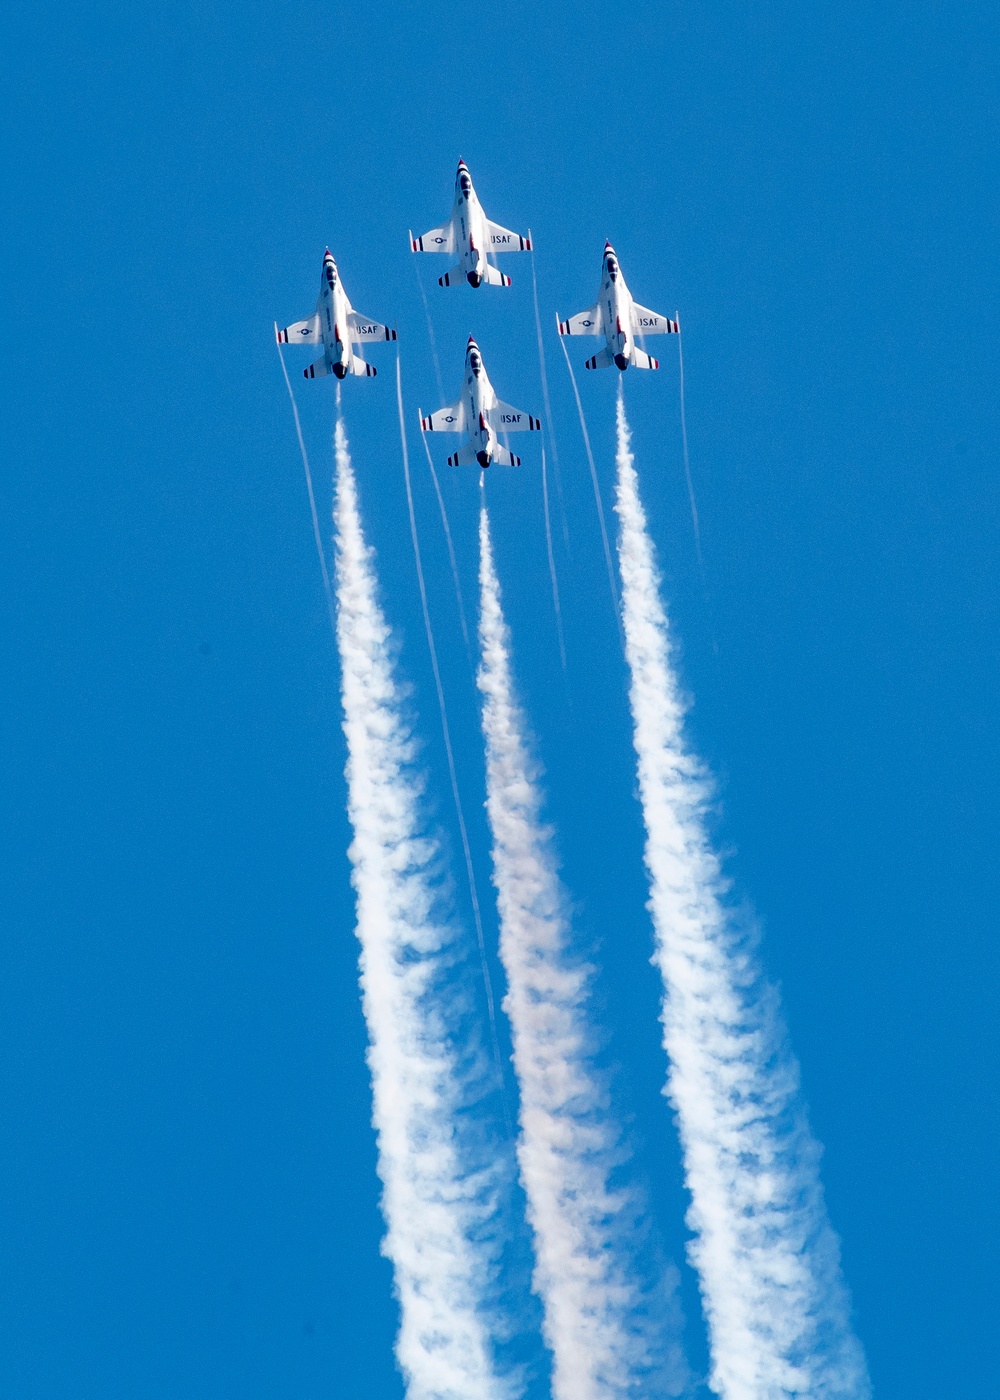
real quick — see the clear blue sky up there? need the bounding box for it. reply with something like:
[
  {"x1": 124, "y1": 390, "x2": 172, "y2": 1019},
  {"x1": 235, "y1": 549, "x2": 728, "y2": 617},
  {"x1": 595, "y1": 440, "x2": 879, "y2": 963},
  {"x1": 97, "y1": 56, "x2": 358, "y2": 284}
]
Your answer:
[{"x1": 1, "y1": 2, "x2": 998, "y2": 1396}]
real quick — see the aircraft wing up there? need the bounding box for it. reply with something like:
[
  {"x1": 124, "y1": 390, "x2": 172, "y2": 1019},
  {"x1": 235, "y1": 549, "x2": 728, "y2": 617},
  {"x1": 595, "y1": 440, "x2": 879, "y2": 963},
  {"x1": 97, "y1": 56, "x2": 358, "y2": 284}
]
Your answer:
[
  {"x1": 557, "y1": 305, "x2": 602, "y2": 336},
  {"x1": 420, "y1": 400, "x2": 466, "y2": 432},
  {"x1": 486, "y1": 220, "x2": 532, "y2": 252},
  {"x1": 348, "y1": 311, "x2": 397, "y2": 344},
  {"x1": 630, "y1": 303, "x2": 679, "y2": 335},
  {"x1": 276, "y1": 314, "x2": 322, "y2": 345},
  {"x1": 411, "y1": 223, "x2": 455, "y2": 253},
  {"x1": 488, "y1": 402, "x2": 541, "y2": 432}
]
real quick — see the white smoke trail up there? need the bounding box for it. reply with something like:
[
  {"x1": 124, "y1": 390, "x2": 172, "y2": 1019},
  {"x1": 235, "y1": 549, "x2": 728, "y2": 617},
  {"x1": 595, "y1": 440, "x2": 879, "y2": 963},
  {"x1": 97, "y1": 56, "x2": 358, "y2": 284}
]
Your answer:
[
  {"x1": 613, "y1": 386, "x2": 870, "y2": 1400},
  {"x1": 476, "y1": 497, "x2": 687, "y2": 1400},
  {"x1": 333, "y1": 415, "x2": 510, "y2": 1400}
]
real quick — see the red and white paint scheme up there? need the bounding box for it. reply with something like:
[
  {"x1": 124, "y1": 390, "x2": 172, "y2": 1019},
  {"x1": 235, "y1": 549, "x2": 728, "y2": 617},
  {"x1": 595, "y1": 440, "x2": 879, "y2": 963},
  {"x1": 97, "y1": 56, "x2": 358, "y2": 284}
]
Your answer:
[
  {"x1": 275, "y1": 248, "x2": 396, "y2": 381},
  {"x1": 557, "y1": 242, "x2": 678, "y2": 371},
  {"x1": 409, "y1": 159, "x2": 532, "y2": 289},
  {"x1": 419, "y1": 336, "x2": 541, "y2": 468}
]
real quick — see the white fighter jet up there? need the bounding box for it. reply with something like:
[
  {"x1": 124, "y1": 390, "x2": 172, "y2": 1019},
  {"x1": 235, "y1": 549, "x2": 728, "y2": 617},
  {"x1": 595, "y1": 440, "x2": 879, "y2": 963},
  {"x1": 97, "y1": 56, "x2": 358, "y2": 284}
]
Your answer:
[
  {"x1": 275, "y1": 248, "x2": 396, "y2": 380},
  {"x1": 419, "y1": 337, "x2": 541, "y2": 468},
  {"x1": 410, "y1": 159, "x2": 532, "y2": 288},
  {"x1": 557, "y1": 242, "x2": 678, "y2": 370}
]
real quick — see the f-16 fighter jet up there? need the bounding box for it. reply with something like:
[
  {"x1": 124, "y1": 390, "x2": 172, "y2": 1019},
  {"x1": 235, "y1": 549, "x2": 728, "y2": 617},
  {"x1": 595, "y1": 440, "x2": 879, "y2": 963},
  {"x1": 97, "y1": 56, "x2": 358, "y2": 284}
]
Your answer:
[
  {"x1": 420, "y1": 337, "x2": 541, "y2": 468},
  {"x1": 557, "y1": 242, "x2": 678, "y2": 370},
  {"x1": 275, "y1": 249, "x2": 396, "y2": 379},
  {"x1": 410, "y1": 159, "x2": 532, "y2": 288}
]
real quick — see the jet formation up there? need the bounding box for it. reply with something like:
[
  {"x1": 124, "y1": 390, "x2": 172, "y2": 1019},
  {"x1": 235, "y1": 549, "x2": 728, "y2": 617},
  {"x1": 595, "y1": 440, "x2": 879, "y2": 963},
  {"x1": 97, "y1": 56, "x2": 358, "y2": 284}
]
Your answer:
[{"x1": 275, "y1": 159, "x2": 678, "y2": 467}]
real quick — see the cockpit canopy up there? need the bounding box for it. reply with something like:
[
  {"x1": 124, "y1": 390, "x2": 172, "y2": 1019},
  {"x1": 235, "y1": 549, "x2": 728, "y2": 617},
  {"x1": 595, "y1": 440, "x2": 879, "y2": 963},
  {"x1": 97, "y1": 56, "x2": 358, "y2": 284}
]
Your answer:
[
  {"x1": 606, "y1": 256, "x2": 619, "y2": 281},
  {"x1": 469, "y1": 349, "x2": 482, "y2": 375},
  {"x1": 460, "y1": 172, "x2": 472, "y2": 198}
]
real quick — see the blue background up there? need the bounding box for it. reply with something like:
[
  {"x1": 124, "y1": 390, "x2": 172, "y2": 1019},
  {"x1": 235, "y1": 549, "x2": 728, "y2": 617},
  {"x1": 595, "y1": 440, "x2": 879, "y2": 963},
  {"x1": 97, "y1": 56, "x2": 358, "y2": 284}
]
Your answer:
[{"x1": 2, "y1": 1, "x2": 998, "y2": 1395}]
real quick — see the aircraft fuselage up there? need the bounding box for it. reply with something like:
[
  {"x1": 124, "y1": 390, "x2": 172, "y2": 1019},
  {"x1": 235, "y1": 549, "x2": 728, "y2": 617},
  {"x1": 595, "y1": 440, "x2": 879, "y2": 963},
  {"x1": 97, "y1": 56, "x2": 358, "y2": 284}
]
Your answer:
[
  {"x1": 462, "y1": 341, "x2": 501, "y2": 465},
  {"x1": 451, "y1": 164, "x2": 491, "y2": 287},
  {"x1": 600, "y1": 248, "x2": 638, "y2": 370},
  {"x1": 318, "y1": 253, "x2": 352, "y2": 378}
]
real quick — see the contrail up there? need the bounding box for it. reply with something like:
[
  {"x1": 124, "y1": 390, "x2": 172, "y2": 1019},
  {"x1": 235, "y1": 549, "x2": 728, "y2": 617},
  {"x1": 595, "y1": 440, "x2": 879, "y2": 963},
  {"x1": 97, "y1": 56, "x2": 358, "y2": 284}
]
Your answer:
[
  {"x1": 420, "y1": 426, "x2": 473, "y2": 662},
  {"x1": 676, "y1": 327, "x2": 704, "y2": 580},
  {"x1": 612, "y1": 384, "x2": 870, "y2": 1400},
  {"x1": 558, "y1": 337, "x2": 622, "y2": 642},
  {"x1": 476, "y1": 495, "x2": 687, "y2": 1400},
  {"x1": 275, "y1": 334, "x2": 336, "y2": 633},
  {"x1": 540, "y1": 443, "x2": 567, "y2": 674},
  {"x1": 333, "y1": 414, "x2": 511, "y2": 1400},
  {"x1": 530, "y1": 250, "x2": 570, "y2": 551},
  {"x1": 412, "y1": 255, "x2": 446, "y2": 406}
]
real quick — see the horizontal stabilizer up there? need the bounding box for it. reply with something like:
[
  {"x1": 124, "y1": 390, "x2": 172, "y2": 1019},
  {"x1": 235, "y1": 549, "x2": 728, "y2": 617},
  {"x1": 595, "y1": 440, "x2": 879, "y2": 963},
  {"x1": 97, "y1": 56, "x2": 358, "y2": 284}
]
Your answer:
[
  {"x1": 439, "y1": 263, "x2": 511, "y2": 288},
  {"x1": 445, "y1": 443, "x2": 521, "y2": 468},
  {"x1": 349, "y1": 354, "x2": 376, "y2": 377},
  {"x1": 481, "y1": 263, "x2": 512, "y2": 287},
  {"x1": 630, "y1": 346, "x2": 660, "y2": 370},
  {"x1": 585, "y1": 348, "x2": 615, "y2": 370},
  {"x1": 304, "y1": 356, "x2": 331, "y2": 378}
]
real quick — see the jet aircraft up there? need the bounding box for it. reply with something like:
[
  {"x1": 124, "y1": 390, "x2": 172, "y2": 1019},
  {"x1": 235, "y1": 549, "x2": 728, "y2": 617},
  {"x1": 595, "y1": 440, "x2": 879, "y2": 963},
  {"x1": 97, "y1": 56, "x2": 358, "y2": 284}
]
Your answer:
[
  {"x1": 410, "y1": 160, "x2": 532, "y2": 288},
  {"x1": 557, "y1": 242, "x2": 678, "y2": 370},
  {"x1": 420, "y1": 337, "x2": 541, "y2": 468},
  {"x1": 275, "y1": 249, "x2": 396, "y2": 379}
]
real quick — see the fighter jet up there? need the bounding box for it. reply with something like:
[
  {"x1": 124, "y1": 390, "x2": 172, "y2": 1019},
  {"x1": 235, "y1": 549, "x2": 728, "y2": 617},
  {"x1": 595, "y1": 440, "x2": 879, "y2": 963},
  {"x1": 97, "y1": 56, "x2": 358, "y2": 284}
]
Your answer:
[
  {"x1": 410, "y1": 159, "x2": 532, "y2": 288},
  {"x1": 419, "y1": 337, "x2": 541, "y2": 468},
  {"x1": 275, "y1": 248, "x2": 396, "y2": 379},
  {"x1": 557, "y1": 242, "x2": 678, "y2": 370}
]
